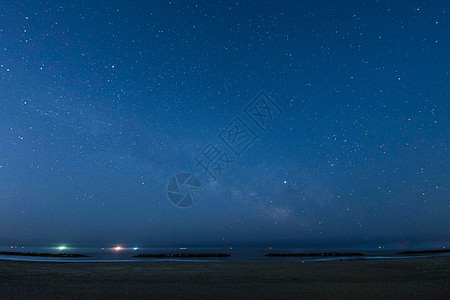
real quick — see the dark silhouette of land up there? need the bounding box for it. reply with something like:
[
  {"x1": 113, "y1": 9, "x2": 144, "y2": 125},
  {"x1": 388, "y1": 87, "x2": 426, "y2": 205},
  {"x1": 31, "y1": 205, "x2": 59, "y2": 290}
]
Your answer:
[
  {"x1": 398, "y1": 249, "x2": 450, "y2": 255},
  {"x1": 265, "y1": 252, "x2": 365, "y2": 257},
  {"x1": 134, "y1": 253, "x2": 230, "y2": 258},
  {"x1": 0, "y1": 256, "x2": 449, "y2": 299},
  {"x1": 0, "y1": 251, "x2": 88, "y2": 258}
]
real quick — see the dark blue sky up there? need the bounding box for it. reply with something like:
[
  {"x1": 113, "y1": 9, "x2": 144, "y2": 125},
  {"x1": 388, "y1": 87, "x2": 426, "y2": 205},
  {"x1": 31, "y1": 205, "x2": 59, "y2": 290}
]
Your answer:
[{"x1": 0, "y1": 0, "x2": 449, "y2": 247}]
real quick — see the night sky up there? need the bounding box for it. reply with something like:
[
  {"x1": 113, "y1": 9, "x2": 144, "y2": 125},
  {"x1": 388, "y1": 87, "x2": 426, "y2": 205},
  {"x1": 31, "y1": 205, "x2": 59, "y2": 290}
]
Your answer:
[{"x1": 0, "y1": 0, "x2": 449, "y2": 248}]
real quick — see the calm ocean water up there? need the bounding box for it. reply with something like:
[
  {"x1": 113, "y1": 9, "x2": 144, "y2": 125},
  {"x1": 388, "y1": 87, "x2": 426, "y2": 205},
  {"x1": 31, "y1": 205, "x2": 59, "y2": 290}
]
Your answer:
[{"x1": 1, "y1": 242, "x2": 448, "y2": 263}]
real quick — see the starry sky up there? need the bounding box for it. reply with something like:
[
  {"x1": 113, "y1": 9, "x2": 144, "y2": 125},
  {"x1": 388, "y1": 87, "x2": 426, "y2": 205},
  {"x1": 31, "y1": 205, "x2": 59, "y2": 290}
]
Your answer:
[{"x1": 0, "y1": 0, "x2": 449, "y2": 248}]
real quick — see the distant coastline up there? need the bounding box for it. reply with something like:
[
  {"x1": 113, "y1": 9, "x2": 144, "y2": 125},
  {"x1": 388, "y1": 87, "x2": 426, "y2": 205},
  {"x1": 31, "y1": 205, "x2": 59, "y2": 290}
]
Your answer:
[
  {"x1": 397, "y1": 249, "x2": 450, "y2": 255},
  {"x1": 134, "y1": 253, "x2": 231, "y2": 258},
  {"x1": 1, "y1": 248, "x2": 449, "y2": 262},
  {"x1": 0, "y1": 251, "x2": 88, "y2": 258},
  {"x1": 265, "y1": 252, "x2": 365, "y2": 257}
]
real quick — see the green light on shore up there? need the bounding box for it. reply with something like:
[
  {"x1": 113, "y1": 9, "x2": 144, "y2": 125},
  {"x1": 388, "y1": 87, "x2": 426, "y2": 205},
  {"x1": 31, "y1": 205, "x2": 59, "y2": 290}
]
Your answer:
[{"x1": 57, "y1": 246, "x2": 68, "y2": 251}]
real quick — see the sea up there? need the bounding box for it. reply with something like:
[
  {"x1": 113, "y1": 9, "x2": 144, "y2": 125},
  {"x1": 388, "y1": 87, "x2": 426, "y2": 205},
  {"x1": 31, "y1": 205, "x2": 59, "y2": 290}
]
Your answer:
[{"x1": 1, "y1": 241, "x2": 449, "y2": 263}]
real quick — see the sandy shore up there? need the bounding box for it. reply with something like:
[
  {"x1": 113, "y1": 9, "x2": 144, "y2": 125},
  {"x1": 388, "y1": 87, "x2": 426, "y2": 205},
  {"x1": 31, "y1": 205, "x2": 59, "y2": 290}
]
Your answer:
[{"x1": 1, "y1": 256, "x2": 449, "y2": 299}]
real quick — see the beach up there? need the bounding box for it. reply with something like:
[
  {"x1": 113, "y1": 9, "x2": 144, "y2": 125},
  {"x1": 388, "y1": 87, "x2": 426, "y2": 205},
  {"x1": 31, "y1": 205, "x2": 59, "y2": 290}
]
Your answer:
[{"x1": 1, "y1": 256, "x2": 449, "y2": 299}]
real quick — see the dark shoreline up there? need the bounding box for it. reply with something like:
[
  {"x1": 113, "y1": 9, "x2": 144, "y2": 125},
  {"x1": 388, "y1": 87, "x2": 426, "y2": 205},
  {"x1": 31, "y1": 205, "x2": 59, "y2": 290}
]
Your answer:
[{"x1": 1, "y1": 256, "x2": 449, "y2": 299}]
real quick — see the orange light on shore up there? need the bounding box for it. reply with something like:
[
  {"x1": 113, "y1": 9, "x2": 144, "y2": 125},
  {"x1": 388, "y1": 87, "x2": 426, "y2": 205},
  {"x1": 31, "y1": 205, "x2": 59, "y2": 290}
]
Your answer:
[{"x1": 114, "y1": 246, "x2": 122, "y2": 251}]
